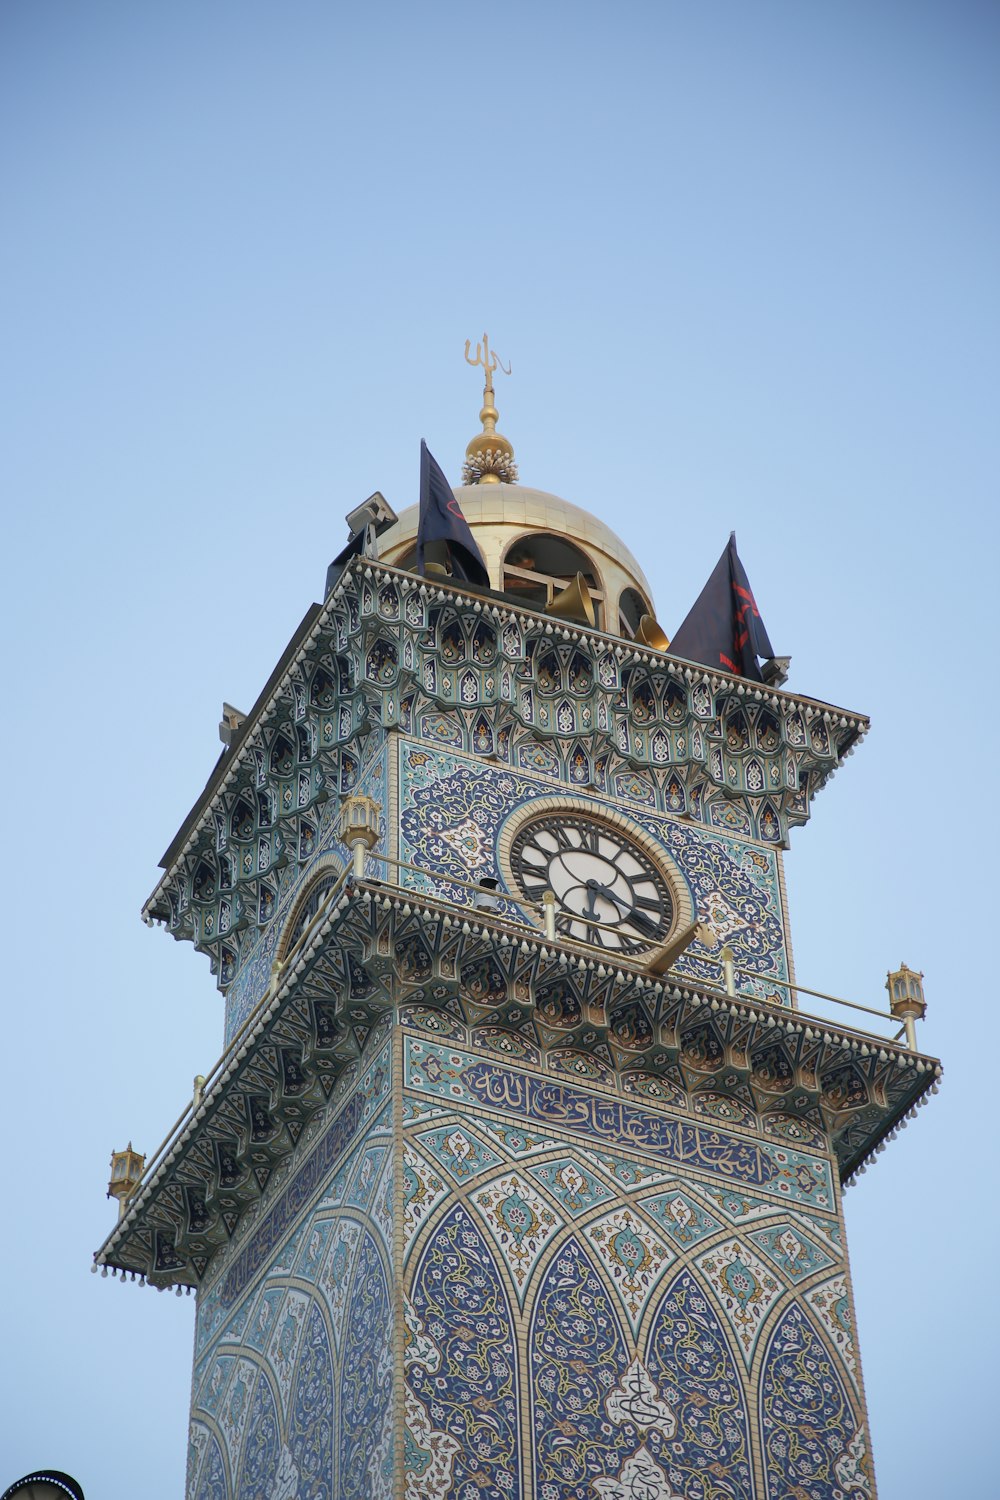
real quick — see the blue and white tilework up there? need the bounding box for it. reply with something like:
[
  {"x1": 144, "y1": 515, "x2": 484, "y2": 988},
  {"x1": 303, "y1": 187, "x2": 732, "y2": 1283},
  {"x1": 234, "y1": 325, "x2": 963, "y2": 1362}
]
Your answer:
[
  {"x1": 397, "y1": 742, "x2": 790, "y2": 1002},
  {"x1": 187, "y1": 1018, "x2": 872, "y2": 1497},
  {"x1": 224, "y1": 737, "x2": 388, "y2": 1042},
  {"x1": 400, "y1": 1017, "x2": 871, "y2": 1499},
  {"x1": 187, "y1": 1038, "x2": 394, "y2": 1500},
  {"x1": 402, "y1": 1037, "x2": 834, "y2": 1210}
]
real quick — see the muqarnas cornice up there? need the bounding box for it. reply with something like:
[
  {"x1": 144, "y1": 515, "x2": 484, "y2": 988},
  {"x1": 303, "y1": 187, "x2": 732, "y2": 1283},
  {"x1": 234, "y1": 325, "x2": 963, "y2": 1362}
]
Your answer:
[
  {"x1": 143, "y1": 561, "x2": 867, "y2": 984},
  {"x1": 99, "y1": 882, "x2": 937, "y2": 1294}
]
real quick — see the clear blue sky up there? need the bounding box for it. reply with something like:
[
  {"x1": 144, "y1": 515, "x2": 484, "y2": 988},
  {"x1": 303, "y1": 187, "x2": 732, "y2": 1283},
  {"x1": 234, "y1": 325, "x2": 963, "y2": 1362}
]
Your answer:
[{"x1": 2, "y1": 2, "x2": 996, "y2": 1494}]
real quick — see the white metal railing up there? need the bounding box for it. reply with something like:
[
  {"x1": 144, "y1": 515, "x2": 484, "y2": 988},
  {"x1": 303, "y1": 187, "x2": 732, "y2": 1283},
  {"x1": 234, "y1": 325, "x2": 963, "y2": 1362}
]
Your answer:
[{"x1": 343, "y1": 849, "x2": 908, "y2": 1035}]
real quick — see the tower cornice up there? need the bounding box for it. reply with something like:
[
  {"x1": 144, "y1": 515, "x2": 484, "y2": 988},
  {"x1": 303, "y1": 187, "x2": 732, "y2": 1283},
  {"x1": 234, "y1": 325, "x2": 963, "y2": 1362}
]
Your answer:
[
  {"x1": 144, "y1": 558, "x2": 868, "y2": 985},
  {"x1": 98, "y1": 877, "x2": 939, "y2": 1293}
]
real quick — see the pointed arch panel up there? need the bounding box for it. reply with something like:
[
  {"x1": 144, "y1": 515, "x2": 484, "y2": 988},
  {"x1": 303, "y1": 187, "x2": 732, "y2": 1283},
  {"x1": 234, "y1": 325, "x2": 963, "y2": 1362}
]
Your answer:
[
  {"x1": 408, "y1": 1203, "x2": 521, "y2": 1498},
  {"x1": 759, "y1": 1303, "x2": 870, "y2": 1500},
  {"x1": 529, "y1": 1235, "x2": 632, "y2": 1497},
  {"x1": 645, "y1": 1266, "x2": 755, "y2": 1498},
  {"x1": 339, "y1": 1231, "x2": 393, "y2": 1498}
]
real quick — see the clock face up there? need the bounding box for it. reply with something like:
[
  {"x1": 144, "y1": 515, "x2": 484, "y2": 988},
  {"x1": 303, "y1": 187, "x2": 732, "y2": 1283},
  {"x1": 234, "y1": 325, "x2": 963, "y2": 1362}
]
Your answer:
[{"x1": 509, "y1": 812, "x2": 673, "y2": 953}]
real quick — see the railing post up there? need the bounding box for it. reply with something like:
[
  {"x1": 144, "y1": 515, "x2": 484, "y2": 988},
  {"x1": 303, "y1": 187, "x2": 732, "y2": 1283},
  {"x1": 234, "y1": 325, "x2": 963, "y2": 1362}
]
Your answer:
[
  {"x1": 543, "y1": 889, "x2": 557, "y2": 942},
  {"x1": 721, "y1": 945, "x2": 736, "y2": 997}
]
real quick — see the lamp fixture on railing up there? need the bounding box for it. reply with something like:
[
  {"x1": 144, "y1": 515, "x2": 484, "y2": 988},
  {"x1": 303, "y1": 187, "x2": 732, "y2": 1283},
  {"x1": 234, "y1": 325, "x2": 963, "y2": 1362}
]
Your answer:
[
  {"x1": 107, "y1": 1143, "x2": 145, "y2": 1221},
  {"x1": 339, "y1": 794, "x2": 381, "y2": 878},
  {"x1": 885, "y1": 963, "x2": 926, "y2": 1050}
]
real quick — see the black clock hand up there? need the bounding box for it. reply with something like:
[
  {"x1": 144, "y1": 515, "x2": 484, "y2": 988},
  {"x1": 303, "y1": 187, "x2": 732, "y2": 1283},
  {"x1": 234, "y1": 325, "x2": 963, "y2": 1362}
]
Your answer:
[
  {"x1": 584, "y1": 878, "x2": 632, "y2": 914},
  {"x1": 585, "y1": 879, "x2": 661, "y2": 937}
]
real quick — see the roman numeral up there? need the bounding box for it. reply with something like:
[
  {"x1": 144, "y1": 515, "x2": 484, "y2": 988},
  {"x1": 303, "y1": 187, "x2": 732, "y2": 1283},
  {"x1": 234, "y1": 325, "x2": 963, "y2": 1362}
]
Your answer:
[{"x1": 633, "y1": 894, "x2": 662, "y2": 914}]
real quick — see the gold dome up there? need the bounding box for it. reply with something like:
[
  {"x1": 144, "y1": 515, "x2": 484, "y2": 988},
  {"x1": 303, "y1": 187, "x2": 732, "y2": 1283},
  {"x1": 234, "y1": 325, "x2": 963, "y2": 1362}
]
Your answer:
[{"x1": 378, "y1": 484, "x2": 655, "y2": 637}]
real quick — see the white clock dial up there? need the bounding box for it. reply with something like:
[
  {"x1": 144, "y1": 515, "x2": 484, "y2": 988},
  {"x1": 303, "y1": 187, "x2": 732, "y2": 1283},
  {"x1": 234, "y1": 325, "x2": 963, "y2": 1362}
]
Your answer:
[{"x1": 509, "y1": 813, "x2": 672, "y2": 952}]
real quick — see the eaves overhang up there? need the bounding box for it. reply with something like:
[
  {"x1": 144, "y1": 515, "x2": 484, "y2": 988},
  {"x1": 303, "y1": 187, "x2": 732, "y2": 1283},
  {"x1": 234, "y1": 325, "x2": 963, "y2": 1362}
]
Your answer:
[
  {"x1": 158, "y1": 603, "x2": 324, "y2": 873},
  {"x1": 142, "y1": 560, "x2": 870, "y2": 967},
  {"x1": 97, "y1": 880, "x2": 939, "y2": 1293}
]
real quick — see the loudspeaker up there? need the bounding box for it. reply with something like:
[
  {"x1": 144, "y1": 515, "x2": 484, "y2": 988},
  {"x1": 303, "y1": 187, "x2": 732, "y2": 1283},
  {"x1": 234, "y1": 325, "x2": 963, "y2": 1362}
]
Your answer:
[
  {"x1": 548, "y1": 573, "x2": 596, "y2": 626},
  {"x1": 637, "y1": 614, "x2": 670, "y2": 651}
]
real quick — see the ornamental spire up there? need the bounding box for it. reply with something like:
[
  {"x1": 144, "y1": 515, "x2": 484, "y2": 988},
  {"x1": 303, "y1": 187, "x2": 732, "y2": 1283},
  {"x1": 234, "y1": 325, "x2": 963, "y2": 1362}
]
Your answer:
[{"x1": 462, "y1": 332, "x2": 518, "y2": 485}]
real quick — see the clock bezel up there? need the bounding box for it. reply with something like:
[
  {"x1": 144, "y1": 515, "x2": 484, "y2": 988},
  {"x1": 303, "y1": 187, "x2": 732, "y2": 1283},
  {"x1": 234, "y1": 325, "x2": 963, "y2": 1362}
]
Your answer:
[{"x1": 497, "y1": 796, "x2": 693, "y2": 954}]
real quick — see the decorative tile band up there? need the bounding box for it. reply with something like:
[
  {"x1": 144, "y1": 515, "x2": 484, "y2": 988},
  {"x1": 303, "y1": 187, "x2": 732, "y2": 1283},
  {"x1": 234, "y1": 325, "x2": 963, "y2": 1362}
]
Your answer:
[{"x1": 403, "y1": 1037, "x2": 833, "y2": 1210}]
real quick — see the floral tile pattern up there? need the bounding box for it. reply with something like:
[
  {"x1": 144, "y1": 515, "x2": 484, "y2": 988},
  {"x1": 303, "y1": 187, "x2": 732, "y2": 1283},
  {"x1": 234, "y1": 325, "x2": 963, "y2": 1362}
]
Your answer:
[
  {"x1": 398, "y1": 743, "x2": 790, "y2": 1002},
  {"x1": 748, "y1": 1223, "x2": 836, "y2": 1284},
  {"x1": 583, "y1": 1208, "x2": 677, "y2": 1335},
  {"x1": 528, "y1": 1236, "x2": 634, "y2": 1497},
  {"x1": 579, "y1": 1148, "x2": 680, "y2": 1192},
  {"x1": 408, "y1": 1204, "x2": 521, "y2": 1498},
  {"x1": 760, "y1": 1304, "x2": 870, "y2": 1499},
  {"x1": 470, "y1": 1172, "x2": 563, "y2": 1304},
  {"x1": 526, "y1": 1157, "x2": 617, "y2": 1218},
  {"x1": 402, "y1": 1143, "x2": 449, "y2": 1254},
  {"x1": 645, "y1": 1268, "x2": 755, "y2": 1497},
  {"x1": 695, "y1": 1238, "x2": 784, "y2": 1369},
  {"x1": 414, "y1": 1123, "x2": 505, "y2": 1183},
  {"x1": 478, "y1": 1120, "x2": 565, "y2": 1160},
  {"x1": 638, "y1": 1188, "x2": 724, "y2": 1249},
  {"x1": 804, "y1": 1274, "x2": 858, "y2": 1389}
]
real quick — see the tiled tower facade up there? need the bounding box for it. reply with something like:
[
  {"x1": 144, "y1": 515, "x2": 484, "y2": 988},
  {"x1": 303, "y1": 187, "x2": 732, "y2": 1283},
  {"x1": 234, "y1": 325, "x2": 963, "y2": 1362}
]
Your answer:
[{"x1": 96, "y1": 482, "x2": 938, "y2": 1500}]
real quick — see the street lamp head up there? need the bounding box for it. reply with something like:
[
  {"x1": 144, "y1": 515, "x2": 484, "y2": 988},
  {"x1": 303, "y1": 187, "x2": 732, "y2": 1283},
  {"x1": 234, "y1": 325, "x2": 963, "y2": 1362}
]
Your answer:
[
  {"x1": 885, "y1": 962, "x2": 927, "y2": 1021},
  {"x1": 107, "y1": 1143, "x2": 145, "y2": 1220}
]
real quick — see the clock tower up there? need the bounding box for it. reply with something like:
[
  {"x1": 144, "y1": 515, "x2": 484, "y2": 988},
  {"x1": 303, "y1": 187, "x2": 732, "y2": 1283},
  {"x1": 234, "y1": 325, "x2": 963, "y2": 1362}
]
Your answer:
[{"x1": 96, "y1": 372, "x2": 938, "y2": 1499}]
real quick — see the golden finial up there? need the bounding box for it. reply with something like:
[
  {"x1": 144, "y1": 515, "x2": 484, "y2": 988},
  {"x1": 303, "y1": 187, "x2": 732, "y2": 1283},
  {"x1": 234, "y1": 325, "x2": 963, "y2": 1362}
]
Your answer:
[{"x1": 462, "y1": 332, "x2": 518, "y2": 485}]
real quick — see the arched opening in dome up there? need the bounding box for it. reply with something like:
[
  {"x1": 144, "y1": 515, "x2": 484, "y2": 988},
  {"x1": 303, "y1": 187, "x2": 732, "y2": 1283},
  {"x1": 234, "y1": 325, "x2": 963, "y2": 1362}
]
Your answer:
[
  {"x1": 618, "y1": 586, "x2": 652, "y2": 640},
  {"x1": 501, "y1": 533, "x2": 606, "y2": 625},
  {"x1": 389, "y1": 543, "x2": 419, "y2": 575},
  {"x1": 383, "y1": 541, "x2": 487, "y2": 584}
]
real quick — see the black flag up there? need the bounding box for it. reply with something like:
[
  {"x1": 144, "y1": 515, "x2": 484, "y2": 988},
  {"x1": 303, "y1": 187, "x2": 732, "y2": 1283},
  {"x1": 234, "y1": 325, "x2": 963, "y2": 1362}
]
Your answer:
[
  {"x1": 670, "y1": 534, "x2": 776, "y2": 680},
  {"x1": 417, "y1": 440, "x2": 490, "y2": 589}
]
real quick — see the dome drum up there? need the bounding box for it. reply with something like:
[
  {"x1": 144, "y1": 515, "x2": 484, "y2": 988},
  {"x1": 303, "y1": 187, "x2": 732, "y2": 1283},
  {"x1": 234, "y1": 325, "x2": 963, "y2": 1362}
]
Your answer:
[{"x1": 378, "y1": 483, "x2": 655, "y2": 640}]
